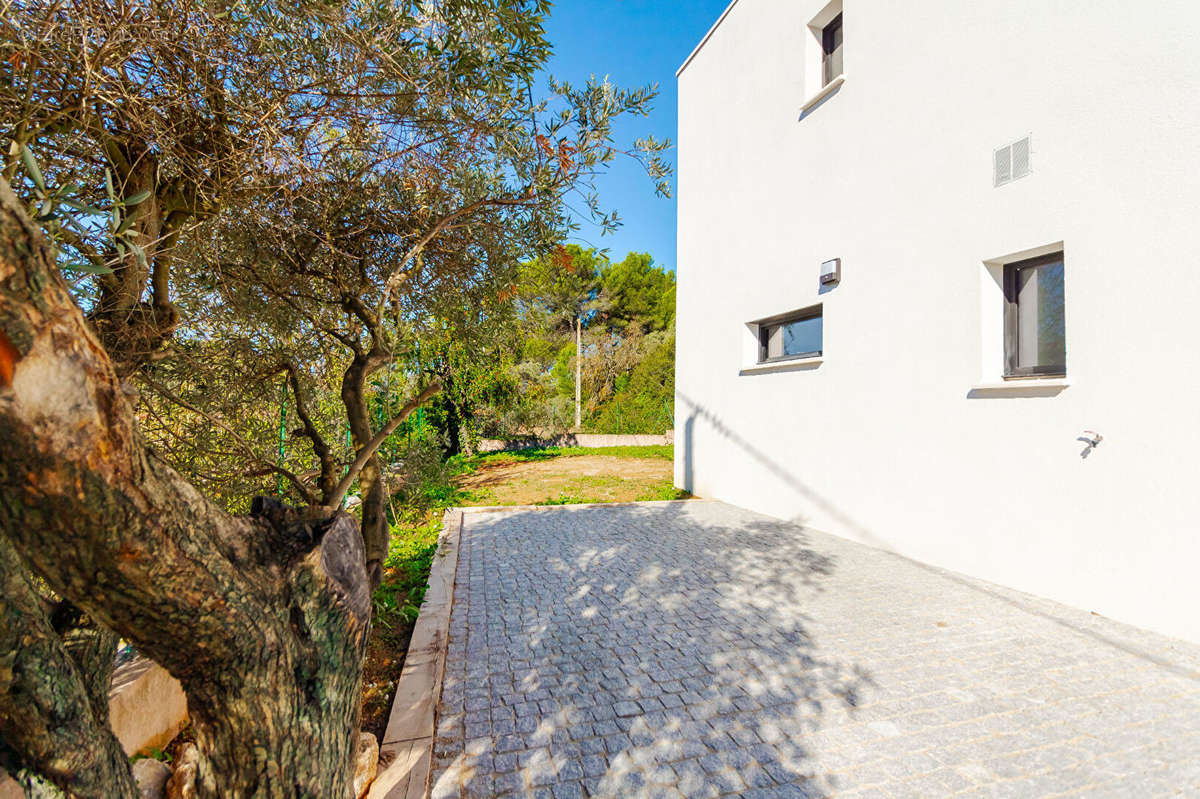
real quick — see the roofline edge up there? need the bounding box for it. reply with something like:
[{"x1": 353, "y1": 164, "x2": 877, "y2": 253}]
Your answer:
[{"x1": 675, "y1": 0, "x2": 743, "y2": 77}]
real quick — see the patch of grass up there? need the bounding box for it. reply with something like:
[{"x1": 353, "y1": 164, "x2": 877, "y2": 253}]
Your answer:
[
  {"x1": 470, "y1": 473, "x2": 639, "y2": 507},
  {"x1": 373, "y1": 512, "x2": 441, "y2": 629},
  {"x1": 131, "y1": 746, "x2": 170, "y2": 763},
  {"x1": 457, "y1": 443, "x2": 673, "y2": 470},
  {"x1": 534, "y1": 493, "x2": 590, "y2": 505},
  {"x1": 634, "y1": 486, "x2": 693, "y2": 502},
  {"x1": 534, "y1": 485, "x2": 691, "y2": 506},
  {"x1": 361, "y1": 508, "x2": 443, "y2": 740},
  {"x1": 574, "y1": 474, "x2": 623, "y2": 488},
  {"x1": 579, "y1": 444, "x2": 673, "y2": 460}
]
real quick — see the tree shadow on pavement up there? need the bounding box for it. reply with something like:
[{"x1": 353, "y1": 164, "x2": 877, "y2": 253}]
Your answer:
[
  {"x1": 676, "y1": 391, "x2": 1200, "y2": 682},
  {"x1": 431, "y1": 501, "x2": 876, "y2": 798}
]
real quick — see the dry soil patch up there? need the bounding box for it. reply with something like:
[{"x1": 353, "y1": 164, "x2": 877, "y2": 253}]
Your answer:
[{"x1": 457, "y1": 455, "x2": 673, "y2": 505}]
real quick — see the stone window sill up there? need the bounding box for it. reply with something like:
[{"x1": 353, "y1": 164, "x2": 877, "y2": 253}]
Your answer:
[
  {"x1": 740, "y1": 356, "x2": 823, "y2": 375},
  {"x1": 801, "y1": 74, "x2": 845, "y2": 113},
  {"x1": 968, "y1": 377, "x2": 1069, "y2": 397}
]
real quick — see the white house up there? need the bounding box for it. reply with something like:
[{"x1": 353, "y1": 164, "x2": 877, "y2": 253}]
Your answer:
[{"x1": 674, "y1": 0, "x2": 1200, "y2": 643}]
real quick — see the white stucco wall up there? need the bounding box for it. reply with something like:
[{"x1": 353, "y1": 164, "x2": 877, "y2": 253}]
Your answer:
[{"x1": 675, "y1": 0, "x2": 1200, "y2": 642}]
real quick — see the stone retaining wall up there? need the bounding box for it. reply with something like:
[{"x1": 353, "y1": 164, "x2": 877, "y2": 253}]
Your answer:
[{"x1": 475, "y1": 430, "x2": 673, "y2": 453}]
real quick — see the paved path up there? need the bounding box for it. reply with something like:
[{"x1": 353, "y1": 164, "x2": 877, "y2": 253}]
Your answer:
[{"x1": 430, "y1": 501, "x2": 1200, "y2": 798}]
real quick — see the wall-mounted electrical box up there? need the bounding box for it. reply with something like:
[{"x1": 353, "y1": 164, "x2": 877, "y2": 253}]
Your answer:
[{"x1": 820, "y1": 258, "x2": 841, "y2": 285}]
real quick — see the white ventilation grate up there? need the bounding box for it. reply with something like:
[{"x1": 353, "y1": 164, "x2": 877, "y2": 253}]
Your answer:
[
  {"x1": 994, "y1": 145, "x2": 1013, "y2": 186},
  {"x1": 994, "y1": 135, "x2": 1032, "y2": 186},
  {"x1": 1011, "y1": 136, "x2": 1031, "y2": 179}
]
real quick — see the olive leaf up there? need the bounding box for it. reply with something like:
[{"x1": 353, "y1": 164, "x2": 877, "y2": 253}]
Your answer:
[
  {"x1": 61, "y1": 198, "x2": 105, "y2": 216},
  {"x1": 130, "y1": 242, "x2": 148, "y2": 268},
  {"x1": 63, "y1": 262, "x2": 114, "y2": 275},
  {"x1": 20, "y1": 146, "x2": 45, "y2": 193}
]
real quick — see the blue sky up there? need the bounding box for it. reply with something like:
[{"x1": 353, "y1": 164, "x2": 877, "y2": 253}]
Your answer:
[{"x1": 541, "y1": 0, "x2": 731, "y2": 273}]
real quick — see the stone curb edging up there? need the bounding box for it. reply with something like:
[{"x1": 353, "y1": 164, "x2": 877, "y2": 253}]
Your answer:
[
  {"x1": 448, "y1": 498, "x2": 704, "y2": 515},
  {"x1": 364, "y1": 499, "x2": 702, "y2": 798},
  {"x1": 367, "y1": 509, "x2": 463, "y2": 799}
]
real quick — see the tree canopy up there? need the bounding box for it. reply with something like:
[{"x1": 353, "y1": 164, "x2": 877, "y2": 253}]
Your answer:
[
  {"x1": 600, "y1": 251, "x2": 677, "y2": 333},
  {"x1": 474, "y1": 245, "x2": 676, "y2": 438}
]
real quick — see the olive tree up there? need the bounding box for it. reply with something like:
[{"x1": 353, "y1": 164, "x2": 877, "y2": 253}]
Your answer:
[{"x1": 0, "y1": 0, "x2": 668, "y2": 795}]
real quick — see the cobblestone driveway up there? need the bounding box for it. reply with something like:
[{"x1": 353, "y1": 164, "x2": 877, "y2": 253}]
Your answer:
[{"x1": 430, "y1": 501, "x2": 1200, "y2": 798}]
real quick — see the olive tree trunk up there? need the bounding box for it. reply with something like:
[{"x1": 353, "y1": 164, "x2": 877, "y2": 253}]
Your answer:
[
  {"x1": 341, "y1": 353, "x2": 389, "y2": 588},
  {"x1": 0, "y1": 179, "x2": 371, "y2": 796},
  {"x1": 0, "y1": 538, "x2": 138, "y2": 799}
]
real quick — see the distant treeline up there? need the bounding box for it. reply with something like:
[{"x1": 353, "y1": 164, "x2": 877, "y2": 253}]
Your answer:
[{"x1": 441, "y1": 245, "x2": 676, "y2": 442}]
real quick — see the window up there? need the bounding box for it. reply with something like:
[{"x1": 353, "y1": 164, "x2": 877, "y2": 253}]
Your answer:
[
  {"x1": 1004, "y1": 252, "x2": 1065, "y2": 377},
  {"x1": 758, "y1": 306, "x2": 823, "y2": 363},
  {"x1": 821, "y1": 13, "x2": 843, "y2": 86},
  {"x1": 803, "y1": 1, "x2": 844, "y2": 111}
]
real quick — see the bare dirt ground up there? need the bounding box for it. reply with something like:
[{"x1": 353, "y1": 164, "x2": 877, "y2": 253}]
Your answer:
[{"x1": 457, "y1": 455, "x2": 676, "y2": 506}]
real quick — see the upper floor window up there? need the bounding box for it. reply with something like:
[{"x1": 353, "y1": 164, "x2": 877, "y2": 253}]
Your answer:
[
  {"x1": 821, "y1": 13, "x2": 843, "y2": 86},
  {"x1": 1004, "y1": 253, "x2": 1065, "y2": 377}
]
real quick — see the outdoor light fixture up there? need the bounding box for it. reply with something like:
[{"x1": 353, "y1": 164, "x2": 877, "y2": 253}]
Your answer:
[{"x1": 820, "y1": 257, "x2": 841, "y2": 285}]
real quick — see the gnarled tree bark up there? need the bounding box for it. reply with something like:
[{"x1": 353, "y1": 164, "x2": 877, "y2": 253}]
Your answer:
[
  {"x1": 0, "y1": 177, "x2": 371, "y2": 796},
  {"x1": 0, "y1": 537, "x2": 138, "y2": 799},
  {"x1": 89, "y1": 144, "x2": 182, "y2": 377}
]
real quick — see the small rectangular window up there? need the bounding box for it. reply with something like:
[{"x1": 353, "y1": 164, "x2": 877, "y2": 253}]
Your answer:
[
  {"x1": 822, "y1": 13, "x2": 843, "y2": 86},
  {"x1": 758, "y1": 306, "x2": 823, "y2": 363},
  {"x1": 1004, "y1": 252, "x2": 1065, "y2": 377}
]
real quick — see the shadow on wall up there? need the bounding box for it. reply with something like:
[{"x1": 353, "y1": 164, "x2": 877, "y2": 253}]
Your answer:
[
  {"x1": 680, "y1": 415, "x2": 694, "y2": 495},
  {"x1": 433, "y1": 502, "x2": 876, "y2": 796},
  {"x1": 675, "y1": 391, "x2": 1200, "y2": 679},
  {"x1": 676, "y1": 389, "x2": 876, "y2": 540}
]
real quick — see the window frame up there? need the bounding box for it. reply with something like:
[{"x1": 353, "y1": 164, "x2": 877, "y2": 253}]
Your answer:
[
  {"x1": 1002, "y1": 251, "x2": 1066, "y2": 378},
  {"x1": 756, "y1": 305, "x2": 824, "y2": 364},
  {"x1": 821, "y1": 13, "x2": 843, "y2": 87}
]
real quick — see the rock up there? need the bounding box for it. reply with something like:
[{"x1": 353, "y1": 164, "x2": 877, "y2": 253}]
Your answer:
[
  {"x1": 133, "y1": 758, "x2": 172, "y2": 799},
  {"x1": 155, "y1": 736, "x2": 378, "y2": 798},
  {"x1": 165, "y1": 743, "x2": 198, "y2": 799},
  {"x1": 353, "y1": 732, "x2": 379, "y2": 799}
]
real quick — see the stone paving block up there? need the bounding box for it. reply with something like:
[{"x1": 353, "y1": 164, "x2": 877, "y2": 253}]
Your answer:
[
  {"x1": 707, "y1": 768, "x2": 745, "y2": 793},
  {"x1": 550, "y1": 781, "x2": 583, "y2": 799},
  {"x1": 492, "y1": 770, "x2": 524, "y2": 795},
  {"x1": 614, "y1": 701, "x2": 641, "y2": 718},
  {"x1": 429, "y1": 503, "x2": 1200, "y2": 798}
]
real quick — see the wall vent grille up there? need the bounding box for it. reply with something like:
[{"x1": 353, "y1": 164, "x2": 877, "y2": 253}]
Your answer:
[
  {"x1": 994, "y1": 135, "x2": 1032, "y2": 186},
  {"x1": 994, "y1": 146, "x2": 1013, "y2": 185},
  {"x1": 1011, "y1": 137, "x2": 1031, "y2": 179}
]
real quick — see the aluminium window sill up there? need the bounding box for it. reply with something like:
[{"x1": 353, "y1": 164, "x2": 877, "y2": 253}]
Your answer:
[
  {"x1": 800, "y1": 74, "x2": 845, "y2": 113},
  {"x1": 740, "y1": 356, "x2": 823, "y2": 375}
]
